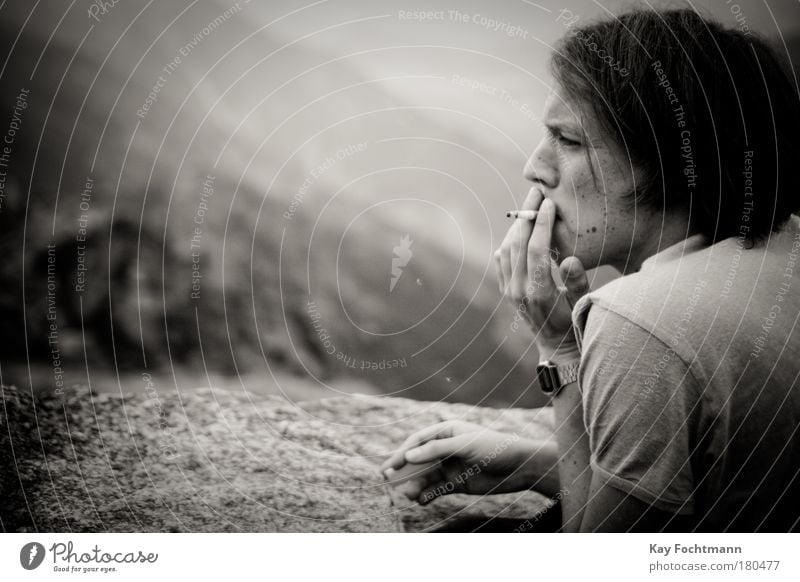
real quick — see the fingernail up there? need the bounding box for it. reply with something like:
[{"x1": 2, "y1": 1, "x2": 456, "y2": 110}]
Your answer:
[{"x1": 405, "y1": 448, "x2": 420, "y2": 462}]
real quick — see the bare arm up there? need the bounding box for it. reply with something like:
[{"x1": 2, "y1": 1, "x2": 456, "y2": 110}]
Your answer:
[
  {"x1": 550, "y1": 379, "x2": 592, "y2": 532},
  {"x1": 549, "y1": 376, "x2": 688, "y2": 532}
]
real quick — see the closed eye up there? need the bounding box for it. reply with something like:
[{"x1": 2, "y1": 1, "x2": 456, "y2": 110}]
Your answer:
[
  {"x1": 546, "y1": 124, "x2": 581, "y2": 148},
  {"x1": 557, "y1": 134, "x2": 581, "y2": 147}
]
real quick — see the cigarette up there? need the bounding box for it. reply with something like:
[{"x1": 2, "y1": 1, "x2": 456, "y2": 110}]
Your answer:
[{"x1": 506, "y1": 210, "x2": 538, "y2": 220}]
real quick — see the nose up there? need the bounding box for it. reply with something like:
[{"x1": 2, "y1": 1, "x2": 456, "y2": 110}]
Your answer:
[{"x1": 523, "y1": 135, "x2": 558, "y2": 188}]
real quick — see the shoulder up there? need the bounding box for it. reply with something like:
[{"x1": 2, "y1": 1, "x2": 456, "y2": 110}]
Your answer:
[
  {"x1": 572, "y1": 266, "x2": 709, "y2": 370},
  {"x1": 575, "y1": 217, "x2": 800, "y2": 347},
  {"x1": 577, "y1": 305, "x2": 701, "y2": 402},
  {"x1": 571, "y1": 231, "x2": 759, "y2": 363}
]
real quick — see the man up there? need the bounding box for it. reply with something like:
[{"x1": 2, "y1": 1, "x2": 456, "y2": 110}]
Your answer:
[{"x1": 382, "y1": 8, "x2": 800, "y2": 532}]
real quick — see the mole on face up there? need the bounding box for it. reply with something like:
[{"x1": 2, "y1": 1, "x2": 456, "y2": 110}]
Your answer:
[{"x1": 591, "y1": 226, "x2": 597, "y2": 233}]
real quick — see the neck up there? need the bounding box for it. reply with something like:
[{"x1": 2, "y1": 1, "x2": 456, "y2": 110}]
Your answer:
[{"x1": 616, "y1": 214, "x2": 700, "y2": 275}]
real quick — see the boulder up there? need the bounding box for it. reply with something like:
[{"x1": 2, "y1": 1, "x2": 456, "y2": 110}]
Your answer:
[{"x1": 0, "y1": 384, "x2": 555, "y2": 532}]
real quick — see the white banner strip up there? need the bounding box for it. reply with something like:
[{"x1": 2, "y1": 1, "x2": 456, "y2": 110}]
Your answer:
[{"x1": 2, "y1": 533, "x2": 799, "y2": 581}]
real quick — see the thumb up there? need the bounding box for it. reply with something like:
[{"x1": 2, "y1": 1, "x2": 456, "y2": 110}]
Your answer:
[
  {"x1": 559, "y1": 256, "x2": 589, "y2": 308},
  {"x1": 417, "y1": 461, "x2": 468, "y2": 504},
  {"x1": 418, "y1": 481, "x2": 454, "y2": 505}
]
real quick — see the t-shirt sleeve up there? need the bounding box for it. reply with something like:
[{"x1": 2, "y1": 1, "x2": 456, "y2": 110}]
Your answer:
[{"x1": 579, "y1": 305, "x2": 701, "y2": 515}]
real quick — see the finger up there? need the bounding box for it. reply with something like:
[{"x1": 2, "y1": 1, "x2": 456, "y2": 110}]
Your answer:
[
  {"x1": 404, "y1": 433, "x2": 473, "y2": 464},
  {"x1": 418, "y1": 481, "x2": 449, "y2": 505},
  {"x1": 522, "y1": 185, "x2": 545, "y2": 211},
  {"x1": 381, "y1": 449, "x2": 408, "y2": 473},
  {"x1": 493, "y1": 249, "x2": 503, "y2": 293},
  {"x1": 383, "y1": 459, "x2": 441, "y2": 487},
  {"x1": 499, "y1": 243, "x2": 512, "y2": 296},
  {"x1": 510, "y1": 188, "x2": 543, "y2": 300},
  {"x1": 496, "y1": 221, "x2": 515, "y2": 295},
  {"x1": 510, "y1": 219, "x2": 534, "y2": 301},
  {"x1": 526, "y1": 198, "x2": 558, "y2": 300},
  {"x1": 380, "y1": 421, "x2": 457, "y2": 472},
  {"x1": 416, "y1": 459, "x2": 473, "y2": 504},
  {"x1": 399, "y1": 468, "x2": 445, "y2": 501},
  {"x1": 559, "y1": 256, "x2": 590, "y2": 309}
]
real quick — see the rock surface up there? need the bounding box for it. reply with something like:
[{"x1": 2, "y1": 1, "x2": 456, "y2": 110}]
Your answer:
[{"x1": 0, "y1": 384, "x2": 555, "y2": 532}]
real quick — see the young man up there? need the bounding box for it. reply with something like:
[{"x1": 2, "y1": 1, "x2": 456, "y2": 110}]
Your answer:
[{"x1": 382, "y1": 8, "x2": 800, "y2": 532}]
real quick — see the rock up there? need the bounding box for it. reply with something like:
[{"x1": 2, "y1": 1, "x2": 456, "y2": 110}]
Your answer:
[{"x1": 0, "y1": 384, "x2": 555, "y2": 532}]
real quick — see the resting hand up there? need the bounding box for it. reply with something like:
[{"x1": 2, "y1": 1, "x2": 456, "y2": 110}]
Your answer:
[{"x1": 380, "y1": 420, "x2": 553, "y2": 504}]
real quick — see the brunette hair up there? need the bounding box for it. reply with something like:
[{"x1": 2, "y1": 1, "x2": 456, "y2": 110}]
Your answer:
[{"x1": 550, "y1": 8, "x2": 800, "y2": 244}]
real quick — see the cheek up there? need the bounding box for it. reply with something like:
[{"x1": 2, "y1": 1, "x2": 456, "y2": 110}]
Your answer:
[
  {"x1": 568, "y1": 158, "x2": 633, "y2": 230},
  {"x1": 554, "y1": 159, "x2": 594, "y2": 221},
  {"x1": 564, "y1": 158, "x2": 596, "y2": 195},
  {"x1": 559, "y1": 196, "x2": 605, "y2": 238}
]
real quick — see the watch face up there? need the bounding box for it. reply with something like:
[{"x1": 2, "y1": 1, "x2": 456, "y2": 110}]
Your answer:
[{"x1": 536, "y1": 363, "x2": 558, "y2": 394}]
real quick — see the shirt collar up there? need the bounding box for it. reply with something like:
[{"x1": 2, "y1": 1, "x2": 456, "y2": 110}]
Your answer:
[{"x1": 639, "y1": 233, "x2": 709, "y2": 273}]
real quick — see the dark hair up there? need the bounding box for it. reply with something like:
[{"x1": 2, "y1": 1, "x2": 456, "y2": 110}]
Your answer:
[{"x1": 550, "y1": 8, "x2": 800, "y2": 244}]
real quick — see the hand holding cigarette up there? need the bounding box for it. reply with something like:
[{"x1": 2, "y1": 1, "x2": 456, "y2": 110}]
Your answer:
[{"x1": 494, "y1": 187, "x2": 590, "y2": 357}]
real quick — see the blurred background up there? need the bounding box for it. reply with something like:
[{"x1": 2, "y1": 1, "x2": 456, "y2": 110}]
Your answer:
[{"x1": 1, "y1": 0, "x2": 798, "y2": 408}]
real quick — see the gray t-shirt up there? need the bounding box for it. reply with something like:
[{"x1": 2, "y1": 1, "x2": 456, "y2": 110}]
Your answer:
[{"x1": 571, "y1": 216, "x2": 800, "y2": 532}]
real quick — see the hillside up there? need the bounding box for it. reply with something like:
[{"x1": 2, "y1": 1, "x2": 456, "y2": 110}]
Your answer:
[{"x1": 0, "y1": 0, "x2": 553, "y2": 406}]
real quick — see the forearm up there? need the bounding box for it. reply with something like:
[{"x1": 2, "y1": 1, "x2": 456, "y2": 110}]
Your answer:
[
  {"x1": 551, "y1": 380, "x2": 592, "y2": 532},
  {"x1": 512, "y1": 437, "x2": 561, "y2": 497}
]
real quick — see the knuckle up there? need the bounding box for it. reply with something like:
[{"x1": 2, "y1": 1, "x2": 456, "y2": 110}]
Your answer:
[
  {"x1": 526, "y1": 294, "x2": 545, "y2": 307},
  {"x1": 403, "y1": 433, "x2": 422, "y2": 448}
]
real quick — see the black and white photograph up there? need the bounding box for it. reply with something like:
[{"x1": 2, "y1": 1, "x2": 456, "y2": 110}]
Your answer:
[{"x1": 1, "y1": 0, "x2": 799, "y2": 578}]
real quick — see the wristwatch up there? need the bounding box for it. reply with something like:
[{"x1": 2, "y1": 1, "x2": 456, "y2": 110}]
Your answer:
[{"x1": 536, "y1": 360, "x2": 580, "y2": 395}]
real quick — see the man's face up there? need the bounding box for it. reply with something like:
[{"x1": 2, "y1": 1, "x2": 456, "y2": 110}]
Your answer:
[{"x1": 523, "y1": 88, "x2": 657, "y2": 273}]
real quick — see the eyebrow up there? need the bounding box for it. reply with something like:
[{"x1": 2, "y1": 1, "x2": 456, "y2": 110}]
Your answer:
[{"x1": 545, "y1": 122, "x2": 580, "y2": 136}]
